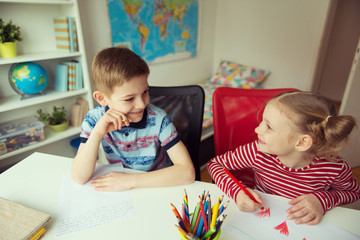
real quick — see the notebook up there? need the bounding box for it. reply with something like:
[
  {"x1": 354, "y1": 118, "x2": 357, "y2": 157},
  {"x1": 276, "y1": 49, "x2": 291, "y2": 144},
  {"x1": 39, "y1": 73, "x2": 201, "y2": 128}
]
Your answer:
[{"x1": 0, "y1": 197, "x2": 52, "y2": 240}]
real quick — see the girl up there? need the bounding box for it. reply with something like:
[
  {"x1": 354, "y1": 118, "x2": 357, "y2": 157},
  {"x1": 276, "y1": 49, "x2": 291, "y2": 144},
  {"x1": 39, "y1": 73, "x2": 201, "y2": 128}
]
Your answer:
[{"x1": 207, "y1": 91, "x2": 360, "y2": 225}]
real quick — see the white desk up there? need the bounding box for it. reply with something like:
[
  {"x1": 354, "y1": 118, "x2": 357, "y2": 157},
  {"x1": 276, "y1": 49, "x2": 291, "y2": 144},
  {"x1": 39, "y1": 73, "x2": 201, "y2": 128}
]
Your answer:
[{"x1": 0, "y1": 152, "x2": 359, "y2": 239}]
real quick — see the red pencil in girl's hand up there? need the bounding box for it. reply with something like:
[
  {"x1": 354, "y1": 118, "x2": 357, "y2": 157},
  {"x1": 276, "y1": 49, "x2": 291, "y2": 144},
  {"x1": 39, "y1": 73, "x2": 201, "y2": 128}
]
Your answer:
[{"x1": 223, "y1": 168, "x2": 264, "y2": 210}]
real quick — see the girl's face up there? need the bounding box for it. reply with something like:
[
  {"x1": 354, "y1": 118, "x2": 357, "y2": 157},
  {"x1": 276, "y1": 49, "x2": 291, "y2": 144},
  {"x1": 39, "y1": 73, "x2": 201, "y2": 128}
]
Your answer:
[
  {"x1": 255, "y1": 102, "x2": 300, "y2": 158},
  {"x1": 103, "y1": 74, "x2": 150, "y2": 123}
]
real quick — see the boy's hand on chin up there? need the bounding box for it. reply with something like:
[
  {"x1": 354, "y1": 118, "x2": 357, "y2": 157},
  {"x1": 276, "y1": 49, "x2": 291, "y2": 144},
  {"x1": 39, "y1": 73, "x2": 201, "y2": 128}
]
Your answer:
[
  {"x1": 287, "y1": 194, "x2": 323, "y2": 225},
  {"x1": 90, "y1": 172, "x2": 135, "y2": 191},
  {"x1": 94, "y1": 109, "x2": 131, "y2": 136}
]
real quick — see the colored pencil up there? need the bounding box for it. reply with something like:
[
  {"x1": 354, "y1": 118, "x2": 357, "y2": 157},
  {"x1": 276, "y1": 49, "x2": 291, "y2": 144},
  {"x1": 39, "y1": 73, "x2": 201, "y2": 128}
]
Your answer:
[
  {"x1": 193, "y1": 208, "x2": 202, "y2": 234},
  {"x1": 210, "y1": 197, "x2": 219, "y2": 229},
  {"x1": 223, "y1": 168, "x2": 264, "y2": 210},
  {"x1": 177, "y1": 216, "x2": 188, "y2": 232},
  {"x1": 219, "y1": 200, "x2": 229, "y2": 216},
  {"x1": 184, "y1": 203, "x2": 191, "y2": 230},
  {"x1": 175, "y1": 224, "x2": 188, "y2": 238},
  {"x1": 201, "y1": 226, "x2": 216, "y2": 239},
  {"x1": 171, "y1": 203, "x2": 184, "y2": 221},
  {"x1": 198, "y1": 196, "x2": 209, "y2": 232},
  {"x1": 184, "y1": 188, "x2": 189, "y2": 208},
  {"x1": 215, "y1": 214, "x2": 226, "y2": 230},
  {"x1": 191, "y1": 202, "x2": 200, "y2": 232},
  {"x1": 207, "y1": 194, "x2": 212, "y2": 230},
  {"x1": 182, "y1": 203, "x2": 191, "y2": 231}
]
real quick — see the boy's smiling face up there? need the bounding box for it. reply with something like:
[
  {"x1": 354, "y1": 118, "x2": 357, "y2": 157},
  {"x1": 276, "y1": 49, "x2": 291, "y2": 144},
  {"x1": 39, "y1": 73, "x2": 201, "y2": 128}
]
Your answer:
[{"x1": 101, "y1": 74, "x2": 150, "y2": 123}]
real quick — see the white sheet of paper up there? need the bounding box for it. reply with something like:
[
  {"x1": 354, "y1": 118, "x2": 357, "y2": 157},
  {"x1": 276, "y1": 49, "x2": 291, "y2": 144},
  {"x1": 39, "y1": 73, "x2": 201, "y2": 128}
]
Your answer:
[
  {"x1": 222, "y1": 191, "x2": 359, "y2": 240},
  {"x1": 56, "y1": 163, "x2": 136, "y2": 237}
]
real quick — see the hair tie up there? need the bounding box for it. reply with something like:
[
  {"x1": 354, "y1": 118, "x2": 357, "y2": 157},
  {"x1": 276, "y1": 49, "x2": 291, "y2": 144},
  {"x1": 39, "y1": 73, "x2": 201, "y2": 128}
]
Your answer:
[{"x1": 326, "y1": 115, "x2": 332, "y2": 122}]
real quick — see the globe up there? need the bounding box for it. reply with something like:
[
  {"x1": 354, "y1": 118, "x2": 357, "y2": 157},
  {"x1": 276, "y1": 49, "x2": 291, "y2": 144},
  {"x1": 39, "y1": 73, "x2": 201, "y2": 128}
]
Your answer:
[{"x1": 9, "y1": 62, "x2": 48, "y2": 96}]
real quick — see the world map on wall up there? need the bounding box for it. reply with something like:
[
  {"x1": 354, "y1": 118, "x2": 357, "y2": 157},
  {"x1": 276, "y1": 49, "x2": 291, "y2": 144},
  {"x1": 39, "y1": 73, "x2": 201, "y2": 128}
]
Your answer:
[{"x1": 107, "y1": 0, "x2": 199, "y2": 64}]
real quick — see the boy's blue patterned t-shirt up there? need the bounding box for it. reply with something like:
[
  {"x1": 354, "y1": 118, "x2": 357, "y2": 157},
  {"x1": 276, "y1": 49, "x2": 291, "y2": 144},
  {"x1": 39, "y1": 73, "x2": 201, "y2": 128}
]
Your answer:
[{"x1": 80, "y1": 103, "x2": 180, "y2": 171}]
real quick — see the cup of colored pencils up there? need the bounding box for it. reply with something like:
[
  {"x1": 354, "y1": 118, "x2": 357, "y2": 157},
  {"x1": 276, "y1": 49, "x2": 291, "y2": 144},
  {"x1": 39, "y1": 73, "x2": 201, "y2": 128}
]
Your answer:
[{"x1": 171, "y1": 189, "x2": 228, "y2": 240}]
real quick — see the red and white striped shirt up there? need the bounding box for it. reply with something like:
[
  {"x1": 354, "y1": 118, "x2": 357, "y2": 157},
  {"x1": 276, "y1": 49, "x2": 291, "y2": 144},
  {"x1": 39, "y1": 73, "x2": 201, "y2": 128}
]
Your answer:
[{"x1": 207, "y1": 141, "x2": 360, "y2": 213}]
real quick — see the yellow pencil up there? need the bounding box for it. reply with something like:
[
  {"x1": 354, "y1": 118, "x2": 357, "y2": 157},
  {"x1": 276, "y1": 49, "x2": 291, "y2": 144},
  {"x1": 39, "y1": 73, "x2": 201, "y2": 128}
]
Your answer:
[
  {"x1": 210, "y1": 197, "x2": 219, "y2": 229},
  {"x1": 29, "y1": 228, "x2": 46, "y2": 240},
  {"x1": 175, "y1": 224, "x2": 188, "y2": 237}
]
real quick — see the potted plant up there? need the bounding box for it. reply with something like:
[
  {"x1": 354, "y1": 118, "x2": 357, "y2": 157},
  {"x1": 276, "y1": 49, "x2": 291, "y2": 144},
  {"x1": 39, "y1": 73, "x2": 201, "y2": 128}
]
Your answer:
[
  {"x1": 37, "y1": 106, "x2": 68, "y2": 132},
  {"x1": 0, "y1": 18, "x2": 22, "y2": 58}
]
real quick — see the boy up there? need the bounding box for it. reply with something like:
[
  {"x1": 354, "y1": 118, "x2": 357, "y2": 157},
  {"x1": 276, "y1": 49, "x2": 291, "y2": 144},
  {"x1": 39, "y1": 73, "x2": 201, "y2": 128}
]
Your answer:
[{"x1": 71, "y1": 47, "x2": 195, "y2": 191}]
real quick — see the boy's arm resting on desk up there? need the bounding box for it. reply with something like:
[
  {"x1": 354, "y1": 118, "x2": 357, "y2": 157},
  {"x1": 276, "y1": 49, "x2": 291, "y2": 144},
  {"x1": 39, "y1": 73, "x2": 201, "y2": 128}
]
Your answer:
[
  {"x1": 90, "y1": 141, "x2": 195, "y2": 191},
  {"x1": 71, "y1": 136, "x2": 102, "y2": 185},
  {"x1": 132, "y1": 140, "x2": 195, "y2": 187},
  {"x1": 71, "y1": 108, "x2": 131, "y2": 185}
]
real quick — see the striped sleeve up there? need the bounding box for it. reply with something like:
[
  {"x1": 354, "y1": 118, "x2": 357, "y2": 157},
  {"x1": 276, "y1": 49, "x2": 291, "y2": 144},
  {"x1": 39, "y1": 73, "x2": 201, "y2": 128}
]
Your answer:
[
  {"x1": 207, "y1": 142, "x2": 258, "y2": 202},
  {"x1": 312, "y1": 162, "x2": 360, "y2": 213}
]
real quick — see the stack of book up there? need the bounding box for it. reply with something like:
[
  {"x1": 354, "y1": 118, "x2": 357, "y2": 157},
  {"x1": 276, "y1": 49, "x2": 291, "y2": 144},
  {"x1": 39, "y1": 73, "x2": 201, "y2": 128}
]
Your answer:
[
  {"x1": 53, "y1": 16, "x2": 78, "y2": 53},
  {"x1": 69, "y1": 97, "x2": 89, "y2": 127},
  {"x1": 0, "y1": 197, "x2": 52, "y2": 240},
  {"x1": 55, "y1": 60, "x2": 83, "y2": 92}
]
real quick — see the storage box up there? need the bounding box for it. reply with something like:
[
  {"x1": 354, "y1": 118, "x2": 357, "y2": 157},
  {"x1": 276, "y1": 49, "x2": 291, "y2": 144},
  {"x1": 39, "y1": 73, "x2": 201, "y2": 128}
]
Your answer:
[{"x1": 0, "y1": 117, "x2": 45, "y2": 155}]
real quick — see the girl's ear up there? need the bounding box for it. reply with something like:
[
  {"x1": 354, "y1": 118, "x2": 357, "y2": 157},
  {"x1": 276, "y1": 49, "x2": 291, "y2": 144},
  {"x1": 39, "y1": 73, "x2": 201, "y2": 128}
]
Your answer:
[
  {"x1": 93, "y1": 91, "x2": 108, "y2": 106},
  {"x1": 295, "y1": 134, "x2": 313, "y2": 152}
]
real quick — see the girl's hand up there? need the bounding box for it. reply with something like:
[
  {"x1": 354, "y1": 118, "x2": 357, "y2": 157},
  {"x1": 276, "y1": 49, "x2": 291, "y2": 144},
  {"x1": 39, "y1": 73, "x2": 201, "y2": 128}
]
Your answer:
[
  {"x1": 235, "y1": 188, "x2": 263, "y2": 212},
  {"x1": 287, "y1": 194, "x2": 323, "y2": 225},
  {"x1": 90, "y1": 172, "x2": 135, "y2": 191},
  {"x1": 93, "y1": 108, "x2": 131, "y2": 136}
]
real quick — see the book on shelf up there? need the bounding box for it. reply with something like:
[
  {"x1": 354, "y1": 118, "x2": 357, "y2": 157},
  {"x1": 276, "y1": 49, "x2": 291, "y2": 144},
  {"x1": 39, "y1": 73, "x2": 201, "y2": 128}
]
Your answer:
[
  {"x1": 53, "y1": 16, "x2": 78, "y2": 53},
  {"x1": 70, "y1": 97, "x2": 89, "y2": 127},
  {"x1": 55, "y1": 63, "x2": 68, "y2": 92},
  {"x1": 66, "y1": 61, "x2": 76, "y2": 91},
  {"x1": 75, "y1": 60, "x2": 83, "y2": 90},
  {"x1": 53, "y1": 17, "x2": 71, "y2": 52},
  {"x1": 0, "y1": 197, "x2": 52, "y2": 240},
  {"x1": 70, "y1": 17, "x2": 79, "y2": 52},
  {"x1": 54, "y1": 60, "x2": 83, "y2": 92}
]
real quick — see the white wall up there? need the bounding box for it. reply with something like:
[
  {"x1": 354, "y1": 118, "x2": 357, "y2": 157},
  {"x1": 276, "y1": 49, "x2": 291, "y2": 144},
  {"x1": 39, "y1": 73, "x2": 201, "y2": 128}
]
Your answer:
[
  {"x1": 78, "y1": 0, "x2": 217, "y2": 88},
  {"x1": 213, "y1": 0, "x2": 332, "y2": 91},
  {"x1": 78, "y1": 0, "x2": 332, "y2": 91}
]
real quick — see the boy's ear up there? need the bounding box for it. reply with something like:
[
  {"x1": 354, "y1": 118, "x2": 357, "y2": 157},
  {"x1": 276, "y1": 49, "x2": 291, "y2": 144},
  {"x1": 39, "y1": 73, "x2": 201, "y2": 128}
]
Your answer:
[
  {"x1": 93, "y1": 91, "x2": 108, "y2": 106},
  {"x1": 295, "y1": 134, "x2": 313, "y2": 152}
]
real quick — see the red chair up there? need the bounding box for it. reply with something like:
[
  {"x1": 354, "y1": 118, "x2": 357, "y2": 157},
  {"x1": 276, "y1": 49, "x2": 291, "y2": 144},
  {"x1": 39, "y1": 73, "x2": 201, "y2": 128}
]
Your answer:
[{"x1": 212, "y1": 87, "x2": 299, "y2": 187}]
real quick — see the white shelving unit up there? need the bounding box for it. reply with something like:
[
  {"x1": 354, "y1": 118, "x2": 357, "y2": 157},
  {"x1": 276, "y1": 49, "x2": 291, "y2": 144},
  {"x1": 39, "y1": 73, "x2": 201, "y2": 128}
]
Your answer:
[{"x1": 0, "y1": 0, "x2": 94, "y2": 162}]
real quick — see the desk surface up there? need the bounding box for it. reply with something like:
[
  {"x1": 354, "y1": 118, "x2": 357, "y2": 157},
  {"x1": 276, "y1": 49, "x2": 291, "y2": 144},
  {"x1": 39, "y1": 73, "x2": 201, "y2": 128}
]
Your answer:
[{"x1": 0, "y1": 152, "x2": 359, "y2": 239}]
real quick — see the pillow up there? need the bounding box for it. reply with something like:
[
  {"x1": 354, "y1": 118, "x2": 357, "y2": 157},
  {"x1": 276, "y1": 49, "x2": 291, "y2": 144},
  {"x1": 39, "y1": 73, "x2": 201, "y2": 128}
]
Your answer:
[
  {"x1": 199, "y1": 81, "x2": 218, "y2": 129},
  {"x1": 207, "y1": 59, "x2": 270, "y2": 88}
]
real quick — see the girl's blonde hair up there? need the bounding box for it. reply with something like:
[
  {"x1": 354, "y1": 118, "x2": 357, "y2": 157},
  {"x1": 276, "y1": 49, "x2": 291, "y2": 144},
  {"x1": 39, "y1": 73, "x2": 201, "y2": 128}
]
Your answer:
[
  {"x1": 91, "y1": 46, "x2": 150, "y2": 96},
  {"x1": 271, "y1": 91, "x2": 357, "y2": 159}
]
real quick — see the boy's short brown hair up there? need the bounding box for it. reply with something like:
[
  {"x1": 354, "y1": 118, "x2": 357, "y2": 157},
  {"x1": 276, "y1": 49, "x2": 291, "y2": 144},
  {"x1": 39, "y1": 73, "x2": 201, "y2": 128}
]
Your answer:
[{"x1": 91, "y1": 46, "x2": 150, "y2": 96}]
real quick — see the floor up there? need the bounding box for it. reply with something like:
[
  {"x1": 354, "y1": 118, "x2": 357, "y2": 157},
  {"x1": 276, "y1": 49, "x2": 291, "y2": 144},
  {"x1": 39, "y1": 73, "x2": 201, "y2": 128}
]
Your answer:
[
  {"x1": 200, "y1": 165, "x2": 360, "y2": 184},
  {"x1": 200, "y1": 165, "x2": 213, "y2": 183}
]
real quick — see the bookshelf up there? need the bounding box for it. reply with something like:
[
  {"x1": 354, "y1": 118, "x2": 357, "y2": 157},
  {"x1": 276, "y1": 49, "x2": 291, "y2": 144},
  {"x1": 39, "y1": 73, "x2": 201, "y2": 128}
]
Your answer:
[{"x1": 0, "y1": 0, "x2": 94, "y2": 162}]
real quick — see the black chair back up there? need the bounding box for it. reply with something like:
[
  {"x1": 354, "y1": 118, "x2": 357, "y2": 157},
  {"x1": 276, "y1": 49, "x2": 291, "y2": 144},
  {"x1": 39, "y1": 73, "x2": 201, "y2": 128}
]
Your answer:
[{"x1": 149, "y1": 85, "x2": 205, "y2": 180}]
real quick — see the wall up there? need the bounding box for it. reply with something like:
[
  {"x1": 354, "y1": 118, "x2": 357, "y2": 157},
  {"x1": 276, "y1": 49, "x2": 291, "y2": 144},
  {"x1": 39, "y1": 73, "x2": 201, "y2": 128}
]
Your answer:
[
  {"x1": 78, "y1": 0, "x2": 217, "y2": 88},
  {"x1": 212, "y1": 0, "x2": 331, "y2": 91},
  {"x1": 316, "y1": 0, "x2": 360, "y2": 102},
  {"x1": 79, "y1": 0, "x2": 331, "y2": 91}
]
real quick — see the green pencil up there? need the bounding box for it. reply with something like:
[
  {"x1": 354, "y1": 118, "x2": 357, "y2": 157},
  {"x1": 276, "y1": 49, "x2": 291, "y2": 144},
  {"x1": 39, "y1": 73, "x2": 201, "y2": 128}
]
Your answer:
[
  {"x1": 190, "y1": 202, "x2": 200, "y2": 232},
  {"x1": 201, "y1": 226, "x2": 216, "y2": 239}
]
